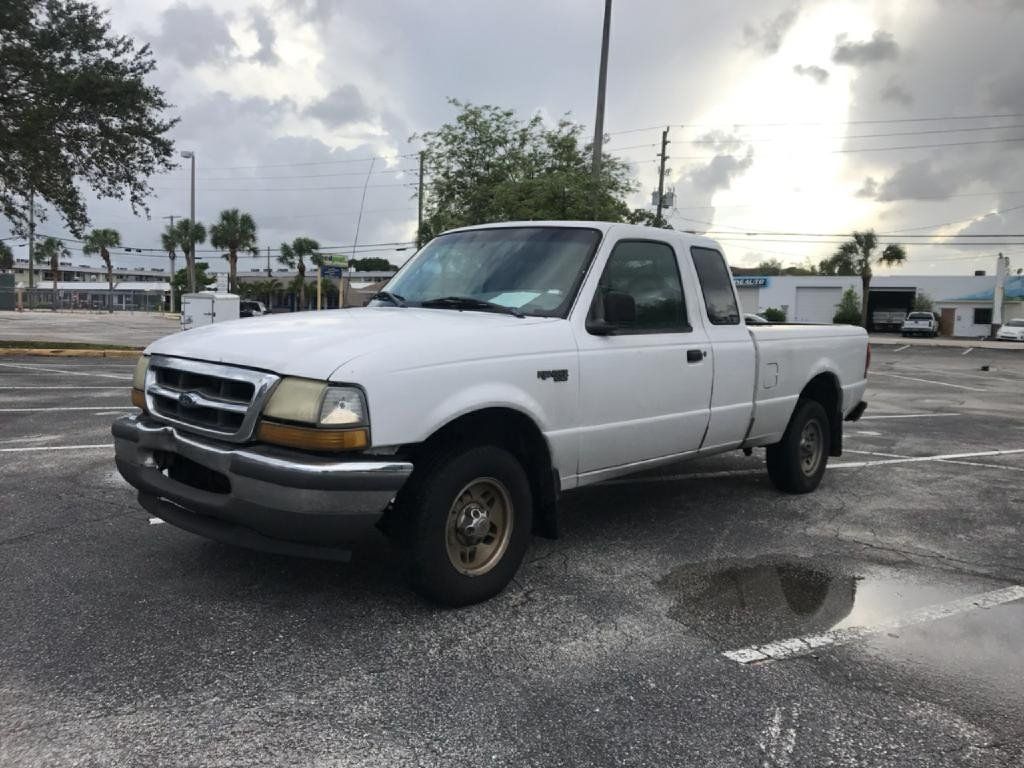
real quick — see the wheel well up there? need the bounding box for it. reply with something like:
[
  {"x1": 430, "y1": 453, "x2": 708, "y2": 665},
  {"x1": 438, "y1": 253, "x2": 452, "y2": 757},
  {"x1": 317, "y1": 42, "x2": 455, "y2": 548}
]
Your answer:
[
  {"x1": 408, "y1": 408, "x2": 560, "y2": 538},
  {"x1": 799, "y1": 373, "x2": 843, "y2": 456}
]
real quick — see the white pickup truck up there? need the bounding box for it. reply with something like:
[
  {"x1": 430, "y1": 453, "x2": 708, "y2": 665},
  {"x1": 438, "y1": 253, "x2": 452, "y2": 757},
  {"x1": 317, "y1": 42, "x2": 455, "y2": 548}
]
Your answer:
[{"x1": 114, "y1": 222, "x2": 869, "y2": 605}]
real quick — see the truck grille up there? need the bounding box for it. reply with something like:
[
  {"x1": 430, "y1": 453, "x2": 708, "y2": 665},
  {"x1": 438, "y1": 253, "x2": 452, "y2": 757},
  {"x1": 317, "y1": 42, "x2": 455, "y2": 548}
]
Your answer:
[{"x1": 145, "y1": 355, "x2": 279, "y2": 442}]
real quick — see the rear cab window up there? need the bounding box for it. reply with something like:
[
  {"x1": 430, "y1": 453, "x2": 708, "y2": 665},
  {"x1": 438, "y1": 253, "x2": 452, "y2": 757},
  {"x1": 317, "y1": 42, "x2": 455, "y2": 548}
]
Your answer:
[{"x1": 690, "y1": 247, "x2": 740, "y2": 325}]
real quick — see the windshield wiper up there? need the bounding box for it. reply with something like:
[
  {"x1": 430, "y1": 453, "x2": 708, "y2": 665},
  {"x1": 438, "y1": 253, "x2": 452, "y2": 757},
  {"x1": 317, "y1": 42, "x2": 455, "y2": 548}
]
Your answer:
[
  {"x1": 370, "y1": 290, "x2": 407, "y2": 307},
  {"x1": 419, "y1": 296, "x2": 525, "y2": 318}
]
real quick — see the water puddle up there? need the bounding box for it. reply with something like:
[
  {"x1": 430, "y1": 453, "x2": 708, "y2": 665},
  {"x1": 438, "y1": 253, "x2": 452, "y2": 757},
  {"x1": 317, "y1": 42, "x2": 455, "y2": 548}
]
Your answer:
[{"x1": 657, "y1": 556, "x2": 992, "y2": 647}]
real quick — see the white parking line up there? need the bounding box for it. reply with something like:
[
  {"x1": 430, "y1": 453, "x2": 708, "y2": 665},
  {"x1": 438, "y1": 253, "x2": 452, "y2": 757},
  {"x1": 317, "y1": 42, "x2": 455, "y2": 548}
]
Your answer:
[
  {"x1": 870, "y1": 371, "x2": 984, "y2": 391},
  {"x1": 962, "y1": 347, "x2": 974, "y2": 356},
  {"x1": 0, "y1": 362, "x2": 128, "y2": 380},
  {"x1": 723, "y1": 584, "x2": 1024, "y2": 664},
  {"x1": 859, "y1": 413, "x2": 960, "y2": 420},
  {"x1": 894, "y1": 344, "x2": 910, "y2": 352},
  {"x1": 148, "y1": 517, "x2": 165, "y2": 525},
  {"x1": 830, "y1": 447, "x2": 1024, "y2": 469},
  {"x1": 0, "y1": 406, "x2": 135, "y2": 412},
  {"x1": 0, "y1": 444, "x2": 112, "y2": 453}
]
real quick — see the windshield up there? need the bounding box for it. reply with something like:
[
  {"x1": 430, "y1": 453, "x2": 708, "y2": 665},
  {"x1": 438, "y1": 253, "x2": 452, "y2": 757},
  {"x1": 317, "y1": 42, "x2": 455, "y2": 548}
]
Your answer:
[
  {"x1": 1007, "y1": 319, "x2": 1024, "y2": 327},
  {"x1": 379, "y1": 227, "x2": 602, "y2": 317}
]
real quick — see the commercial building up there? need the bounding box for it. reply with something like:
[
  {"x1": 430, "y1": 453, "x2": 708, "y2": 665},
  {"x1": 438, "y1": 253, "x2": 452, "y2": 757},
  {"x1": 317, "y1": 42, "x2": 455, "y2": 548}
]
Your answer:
[{"x1": 734, "y1": 272, "x2": 1023, "y2": 337}]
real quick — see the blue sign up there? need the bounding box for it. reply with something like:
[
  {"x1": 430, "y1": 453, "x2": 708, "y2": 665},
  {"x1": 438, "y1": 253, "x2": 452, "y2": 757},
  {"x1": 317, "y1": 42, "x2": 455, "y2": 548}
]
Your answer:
[
  {"x1": 320, "y1": 265, "x2": 344, "y2": 279},
  {"x1": 734, "y1": 276, "x2": 769, "y2": 288}
]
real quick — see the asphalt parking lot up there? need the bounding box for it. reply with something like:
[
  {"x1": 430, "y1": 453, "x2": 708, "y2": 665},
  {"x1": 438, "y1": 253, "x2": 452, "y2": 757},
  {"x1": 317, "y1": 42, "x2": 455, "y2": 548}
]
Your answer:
[{"x1": 2, "y1": 346, "x2": 1024, "y2": 766}]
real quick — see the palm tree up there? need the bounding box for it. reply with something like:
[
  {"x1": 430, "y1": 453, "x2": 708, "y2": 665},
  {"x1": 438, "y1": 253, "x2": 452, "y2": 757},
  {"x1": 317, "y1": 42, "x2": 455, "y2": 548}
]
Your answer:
[
  {"x1": 210, "y1": 209, "x2": 258, "y2": 293},
  {"x1": 821, "y1": 230, "x2": 907, "y2": 327},
  {"x1": 0, "y1": 241, "x2": 13, "y2": 272},
  {"x1": 160, "y1": 222, "x2": 179, "y2": 311},
  {"x1": 278, "y1": 237, "x2": 319, "y2": 310},
  {"x1": 35, "y1": 236, "x2": 69, "y2": 311},
  {"x1": 172, "y1": 218, "x2": 207, "y2": 294},
  {"x1": 82, "y1": 228, "x2": 122, "y2": 312}
]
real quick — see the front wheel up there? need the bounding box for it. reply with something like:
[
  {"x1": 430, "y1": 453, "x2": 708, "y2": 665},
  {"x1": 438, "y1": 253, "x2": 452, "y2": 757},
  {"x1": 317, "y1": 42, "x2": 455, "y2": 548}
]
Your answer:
[
  {"x1": 393, "y1": 444, "x2": 533, "y2": 607},
  {"x1": 766, "y1": 399, "x2": 830, "y2": 494}
]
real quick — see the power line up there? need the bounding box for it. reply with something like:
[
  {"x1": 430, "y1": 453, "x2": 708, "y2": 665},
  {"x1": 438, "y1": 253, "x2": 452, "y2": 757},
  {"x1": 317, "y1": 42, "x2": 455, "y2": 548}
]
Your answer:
[{"x1": 195, "y1": 167, "x2": 419, "y2": 182}]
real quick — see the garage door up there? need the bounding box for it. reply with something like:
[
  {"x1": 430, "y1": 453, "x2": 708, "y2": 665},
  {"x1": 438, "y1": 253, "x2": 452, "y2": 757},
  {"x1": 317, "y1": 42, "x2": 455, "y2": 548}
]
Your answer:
[
  {"x1": 735, "y1": 287, "x2": 759, "y2": 313},
  {"x1": 794, "y1": 287, "x2": 842, "y2": 324}
]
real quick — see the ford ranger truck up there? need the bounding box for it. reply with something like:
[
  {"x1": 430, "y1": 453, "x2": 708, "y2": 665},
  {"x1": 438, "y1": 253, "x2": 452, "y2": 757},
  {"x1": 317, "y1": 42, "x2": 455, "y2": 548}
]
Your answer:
[{"x1": 114, "y1": 222, "x2": 869, "y2": 606}]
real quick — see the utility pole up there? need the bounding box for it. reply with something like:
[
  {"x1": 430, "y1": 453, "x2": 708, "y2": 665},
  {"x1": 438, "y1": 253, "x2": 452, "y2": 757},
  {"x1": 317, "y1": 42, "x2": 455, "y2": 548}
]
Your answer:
[
  {"x1": 162, "y1": 214, "x2": 177, "y2": 312},
  {"x1": 265, "y1": 245, "x2": 272, "y2": 310},
  {"x1": 416, "y1": 151, "x2": 425, "y2": 249},
  {"x1": 590, "y1": 0, "x2": 613, "y2": 218},
  {"x1": 26, "y1": 189, "x2": 35, "y2": 310},
  {"x1": 655, "y1": 126, "x2": 670, "y2": 226}
]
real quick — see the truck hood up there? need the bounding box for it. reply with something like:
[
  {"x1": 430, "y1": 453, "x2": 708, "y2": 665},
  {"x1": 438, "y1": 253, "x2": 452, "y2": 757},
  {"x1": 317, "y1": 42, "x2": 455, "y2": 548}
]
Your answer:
[{"x1": 145, "y1": 307, "x2": 557, "y2": 380}]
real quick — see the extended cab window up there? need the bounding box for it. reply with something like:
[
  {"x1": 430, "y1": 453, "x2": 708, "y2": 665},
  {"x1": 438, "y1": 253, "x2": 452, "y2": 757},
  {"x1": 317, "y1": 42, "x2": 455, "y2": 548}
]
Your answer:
[
  {"x1": 589, "y1": 240, "x2": 688, "y2": 333},
  {"x1": 691, "y1": 246, "x2": 740, "y2": 325}
]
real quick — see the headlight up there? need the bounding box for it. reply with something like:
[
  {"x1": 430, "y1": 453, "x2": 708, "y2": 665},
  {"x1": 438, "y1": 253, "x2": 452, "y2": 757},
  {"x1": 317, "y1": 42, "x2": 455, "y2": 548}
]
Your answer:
[
  {"x1": 132, "y1": 355, "x2": 150, "y2": 391},
  {"x1": 260, "y1": 378, "x2": 369, "y2": 452}
]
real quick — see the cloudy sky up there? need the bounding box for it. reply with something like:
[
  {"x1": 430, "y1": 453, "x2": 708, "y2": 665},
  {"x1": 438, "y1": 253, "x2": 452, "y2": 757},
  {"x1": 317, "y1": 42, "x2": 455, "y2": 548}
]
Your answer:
[{"x1": 12, "y1": 0, "x2": 1024, "y2": 275}]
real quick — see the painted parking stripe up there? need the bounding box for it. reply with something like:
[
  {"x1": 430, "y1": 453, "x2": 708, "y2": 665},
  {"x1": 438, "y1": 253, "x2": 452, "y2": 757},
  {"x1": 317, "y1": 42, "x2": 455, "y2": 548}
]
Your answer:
[
  {"x1": 859, "y1": 413, "x2": 960, "y2": 420},
  {"x1": 0, "y1": 406, "x2": 136, "y2": 412},
  {"x1": 0, "y1": 444, "x2": 112, "y2": 453},
  {"x1": 723, "y1": 584, "x2": 1024, "y2": 664},
  {"x1": 894, "y1": 344, "x2": 910, "y2": 352},
  {"x1": 962, "y1": 347, "x2": 974, "y2": 356},
  {"x1": 0, "y1": 362, "x2": 128, "y2": 380},
  {"x1": 869, "y1": 371, "x2": 984, "y2": 391},
  {"x1": 830, "y1": 448, "x2": 1024, "y2": 469}
]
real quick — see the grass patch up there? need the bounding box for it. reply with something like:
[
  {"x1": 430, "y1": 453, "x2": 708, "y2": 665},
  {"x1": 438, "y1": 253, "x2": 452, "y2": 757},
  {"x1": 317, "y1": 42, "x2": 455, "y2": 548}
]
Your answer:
[{"x1": 0, "y1": 340, "x2": 142, "y2": 351}]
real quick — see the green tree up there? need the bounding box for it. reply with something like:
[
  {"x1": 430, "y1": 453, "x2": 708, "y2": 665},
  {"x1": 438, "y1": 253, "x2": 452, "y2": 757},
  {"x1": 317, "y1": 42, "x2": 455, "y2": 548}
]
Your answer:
[
  {"x1": 762, "y1": 306, "x2": 787, "y2": 322},
  {"x1": 754, "y1": 258, "x2": 783, "y2": 275},
  {"x1": 278, "y1": 237, "x2": 319, "y2": 310},
  {"x1": 82, "y1": 228, "x2": 121, "y2": 312},
  {"x1": 415, "y1": 100, "x2": 636, "y2": 241},
  {"x1": 209, "y1": 209, "x2": 258, "y2": 292},
  {"x1": 833, "y1": 287, "x2": 862, "y2": 325},
  {"x1": 0, "y1": 0, "x2": 175, "y2": 236},
  {"x1": 0, "y1": 241, "x2": 13, "y2": 272},
  {"x1": 348, "y1": 257, "x2": 396, "y2": 272},
  {"x1": 171, "y1": 262, "x2": 216, "y2": 301},
  {"x1": 624, "y1": 208, "x2": 673, "y2": 228},
  {"x1": 172, "y1": 218, "x2": 207, "y2": 293},
  {"x1": 912, "y1": 293, "x2": 933, "y2": 312},
  {"x1": 34, "y1": 236, "x2": 68, "y2": 310},
  {"x1": 822, "y1": 231, "x2": 907, "y2": 326}
]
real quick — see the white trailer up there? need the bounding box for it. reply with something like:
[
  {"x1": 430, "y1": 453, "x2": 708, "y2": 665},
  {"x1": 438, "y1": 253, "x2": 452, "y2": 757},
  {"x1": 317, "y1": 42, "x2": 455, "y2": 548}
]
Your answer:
[{"x1": 179, "y1": 292, "x2": 240, "y2": 331}]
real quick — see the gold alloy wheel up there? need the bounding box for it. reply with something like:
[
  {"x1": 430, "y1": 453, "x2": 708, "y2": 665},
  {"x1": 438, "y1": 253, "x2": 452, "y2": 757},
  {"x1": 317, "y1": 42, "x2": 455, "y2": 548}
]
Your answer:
[
  {"x1": 799, "y1": 418, "x2": 824, "y2": 477},
  {"x1": 445, "y1": 477, "x2": 513, "y2": 576}
]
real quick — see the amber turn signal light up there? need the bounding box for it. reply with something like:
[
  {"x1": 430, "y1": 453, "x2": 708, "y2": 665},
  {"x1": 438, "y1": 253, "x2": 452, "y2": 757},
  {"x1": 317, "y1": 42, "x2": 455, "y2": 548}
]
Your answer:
[
  {"x1": 130, "y1": 388, "x2": 146, "y2": 409},
  {"x1": 256, "y1": 420, "x2": 369, "y2": 452}
]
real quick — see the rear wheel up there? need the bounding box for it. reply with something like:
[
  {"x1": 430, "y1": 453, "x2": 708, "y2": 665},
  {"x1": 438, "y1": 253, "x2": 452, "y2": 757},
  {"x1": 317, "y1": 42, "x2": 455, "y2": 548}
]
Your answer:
[
  {"x1": 766, "y1": 399, "x2": 830, "y2": 494},
  {"x1": 392, "y1": 444, "x2": 533, "y2": 607}
]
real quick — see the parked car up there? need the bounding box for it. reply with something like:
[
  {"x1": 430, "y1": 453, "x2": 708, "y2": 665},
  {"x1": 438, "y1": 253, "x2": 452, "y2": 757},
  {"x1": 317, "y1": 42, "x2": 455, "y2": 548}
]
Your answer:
[
  {"x1": 900, "y1": 311, "x2": 938, "y2": 337},
  {"x1": 872, "y1": 309, "x2": 907, "y2": 332},
  {"x1": 239, "y1": 300, "x2": 268, "y2": 318},
  {"x1": 996, "y1": 318, "x2": 1024, "y2": 341},
  {"x1": 114, "y1": 222, "x2": 869, "y2": 606}
]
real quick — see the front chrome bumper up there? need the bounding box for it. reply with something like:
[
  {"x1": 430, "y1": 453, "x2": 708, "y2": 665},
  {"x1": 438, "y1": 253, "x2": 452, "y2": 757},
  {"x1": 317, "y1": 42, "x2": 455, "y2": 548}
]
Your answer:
[{"x1": 112, "y1": 414, "x2": 413, "y2": 560}]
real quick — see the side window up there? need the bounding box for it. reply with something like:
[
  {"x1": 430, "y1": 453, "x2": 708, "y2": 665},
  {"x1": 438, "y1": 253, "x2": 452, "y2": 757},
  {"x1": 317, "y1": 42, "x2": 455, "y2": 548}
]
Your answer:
[
  {"x1": 691, "y1": 246, "x2": 740, "y2": 325},
  {"x1": 589, "y1": 240, "x2": 689, "y2": 333}
]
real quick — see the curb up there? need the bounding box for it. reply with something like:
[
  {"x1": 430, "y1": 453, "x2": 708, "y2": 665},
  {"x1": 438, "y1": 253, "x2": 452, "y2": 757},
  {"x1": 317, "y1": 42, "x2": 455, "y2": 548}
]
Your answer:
[{"x1": 0, "y1": 348, "x2": 142, "y2": 359}]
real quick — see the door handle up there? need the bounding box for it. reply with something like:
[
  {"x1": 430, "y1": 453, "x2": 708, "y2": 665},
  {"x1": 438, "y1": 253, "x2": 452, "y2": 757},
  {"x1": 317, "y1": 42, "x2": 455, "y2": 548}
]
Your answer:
[{"x1": 686, "y1": 349, "x2": 706, "y2": 363}]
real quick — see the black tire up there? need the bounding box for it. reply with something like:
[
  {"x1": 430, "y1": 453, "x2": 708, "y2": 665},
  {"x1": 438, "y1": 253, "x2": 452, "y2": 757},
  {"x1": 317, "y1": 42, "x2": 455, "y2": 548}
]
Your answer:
[
  {"x1": 766, "y1": 398, "x2": 830, "y2": 494},
  {"x1": 392, "y1": 444, "x2": 533, "y2": 607}
]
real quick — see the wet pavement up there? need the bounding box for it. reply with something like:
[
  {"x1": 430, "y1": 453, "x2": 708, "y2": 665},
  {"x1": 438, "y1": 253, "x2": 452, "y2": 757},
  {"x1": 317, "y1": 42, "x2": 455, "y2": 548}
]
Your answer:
[{"x1": 1, "y1": 346, "x2": 1024, "y2": 766}]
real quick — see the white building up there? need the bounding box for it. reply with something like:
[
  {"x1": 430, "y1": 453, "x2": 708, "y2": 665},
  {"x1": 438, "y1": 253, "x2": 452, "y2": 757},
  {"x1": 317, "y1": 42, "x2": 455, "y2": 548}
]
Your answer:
[{"x1": 734, "y1": 273, "x2": 1024, "y2": 337}]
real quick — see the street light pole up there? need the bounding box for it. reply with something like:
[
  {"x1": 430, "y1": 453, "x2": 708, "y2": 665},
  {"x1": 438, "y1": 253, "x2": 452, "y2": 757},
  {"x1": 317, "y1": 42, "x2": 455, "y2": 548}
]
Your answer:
[
  {"x1": 591, "y1": 0, "x2": 613, "y2": 218},
  {"x1": 180, "y1": 151, "x2": 196, "y2": 293}
]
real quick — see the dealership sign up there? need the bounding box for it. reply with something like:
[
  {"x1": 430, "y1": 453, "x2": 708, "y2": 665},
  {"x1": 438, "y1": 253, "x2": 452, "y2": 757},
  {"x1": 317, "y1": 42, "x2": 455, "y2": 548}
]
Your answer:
[{"x1": 734, "y1": 277, "x2": 769, "y2": 287}]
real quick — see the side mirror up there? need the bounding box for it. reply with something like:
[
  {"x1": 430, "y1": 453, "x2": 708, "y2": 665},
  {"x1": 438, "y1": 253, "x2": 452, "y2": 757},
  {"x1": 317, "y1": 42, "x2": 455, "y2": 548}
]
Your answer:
[{"x1": 587, "y1": 291, "x2": 636, "y2": 335}]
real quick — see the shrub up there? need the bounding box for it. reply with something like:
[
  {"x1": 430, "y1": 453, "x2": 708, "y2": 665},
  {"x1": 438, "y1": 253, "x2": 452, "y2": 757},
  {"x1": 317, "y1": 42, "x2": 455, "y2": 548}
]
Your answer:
[
  {"x1": 833, "y1": 287, "x2": 862, "y2": 325},
  {"x1": 762, "y1": 306, "x2": 787, "y2": 322}
]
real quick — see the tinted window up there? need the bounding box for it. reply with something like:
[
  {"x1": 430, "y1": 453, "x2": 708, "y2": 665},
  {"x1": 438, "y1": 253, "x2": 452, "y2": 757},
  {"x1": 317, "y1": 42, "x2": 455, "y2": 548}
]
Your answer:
[
  {"x1": 589, "y1": 240, "x2": 688, "y2": 333},
  {"x1": 908, "y1": 312, "x2": 933, "y2": 320},
  {"x1": 691, "y1": 247, "x2": 740, "y2": 325}
]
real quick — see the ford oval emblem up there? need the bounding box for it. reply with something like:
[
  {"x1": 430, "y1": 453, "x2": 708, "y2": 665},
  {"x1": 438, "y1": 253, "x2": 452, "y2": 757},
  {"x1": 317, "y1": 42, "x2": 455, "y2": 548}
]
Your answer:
[{"x1": 179, "y1": 392, "x2": 198, "y2": 408}]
